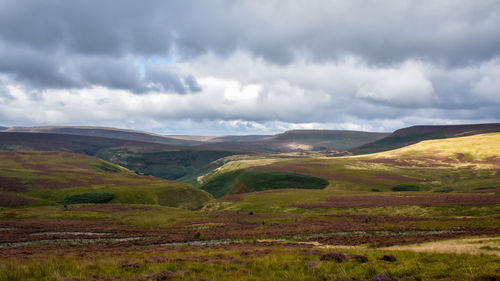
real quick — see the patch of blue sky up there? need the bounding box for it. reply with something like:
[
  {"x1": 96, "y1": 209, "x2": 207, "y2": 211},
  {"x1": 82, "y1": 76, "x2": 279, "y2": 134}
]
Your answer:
[{"x1": 138, "y1": 56, "x2": 173, "y2": 74}]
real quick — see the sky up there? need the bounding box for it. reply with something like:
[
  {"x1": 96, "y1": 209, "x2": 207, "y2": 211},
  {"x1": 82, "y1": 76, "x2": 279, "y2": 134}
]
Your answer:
[{"x1": 0, "y1": 0, "x2": 499, "y2": 135}]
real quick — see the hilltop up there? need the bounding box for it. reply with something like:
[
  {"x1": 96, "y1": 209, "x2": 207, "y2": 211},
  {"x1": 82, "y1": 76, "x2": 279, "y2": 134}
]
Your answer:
[{"x1": 5, "y1": 126, "x2": 203, "y2": 146}]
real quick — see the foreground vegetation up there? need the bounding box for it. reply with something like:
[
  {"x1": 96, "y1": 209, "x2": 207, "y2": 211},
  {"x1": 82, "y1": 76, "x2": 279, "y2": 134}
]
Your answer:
[{"x1": 1, "y1": 243, "x2": 499, "y2": 281}]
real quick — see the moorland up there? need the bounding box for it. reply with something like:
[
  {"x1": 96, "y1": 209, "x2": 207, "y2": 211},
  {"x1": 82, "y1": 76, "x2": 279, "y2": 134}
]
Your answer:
[{"x1": 0, "y1": 123, "x2": 499, "y2": 281}]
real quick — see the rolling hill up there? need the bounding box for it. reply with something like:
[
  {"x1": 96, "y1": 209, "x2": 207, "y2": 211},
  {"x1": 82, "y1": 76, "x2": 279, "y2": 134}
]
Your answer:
[
  {"x1": 0, "y1": 132, "x2": 239, "y2": 182},
  {"x1": 166, "y1": 134, "x2": 272, "y2": 143},
  {"x1": 0, "y1": 151, "x2": 212, "y2": 209},
  {"x1": 0, "y1": 132, "x2": 173, "y2": 154},
  {"x1": 200, "y1": 133, "x2": 500, "y2": 194},
  {"x1": 351, "y1": 123, "x2": 500, "y2": 155},
  {"x1": 5, "y1": 126, "x2": 203, "y2": 146},
  {"x1": 199, "y1": 130, "x2": 389, "y2": 153}
]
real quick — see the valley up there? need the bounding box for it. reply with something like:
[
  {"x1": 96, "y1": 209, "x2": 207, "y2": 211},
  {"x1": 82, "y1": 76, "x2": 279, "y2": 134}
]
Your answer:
[{"x1": 0, "y1": 124, "x2": 499, "y2": 280}]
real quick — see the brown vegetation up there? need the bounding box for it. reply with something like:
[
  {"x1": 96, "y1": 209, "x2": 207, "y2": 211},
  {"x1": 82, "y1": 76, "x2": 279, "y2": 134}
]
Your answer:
[{"x1": 297, "y1": 194, "x2": 500, "y2": 208}]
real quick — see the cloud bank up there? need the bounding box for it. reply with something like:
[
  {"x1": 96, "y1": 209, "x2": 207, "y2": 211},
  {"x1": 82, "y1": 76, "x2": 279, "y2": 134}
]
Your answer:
[{"x1": 0, "y1": 0, "x2": 499, "y2": 134}]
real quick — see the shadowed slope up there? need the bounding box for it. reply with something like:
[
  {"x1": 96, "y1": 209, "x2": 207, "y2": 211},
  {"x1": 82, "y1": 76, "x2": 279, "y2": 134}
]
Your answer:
[
  {"x1": 199, "y1": 130, "x2": 389, "y2": 153},
  {"x1": 5, "y1": 126, "x2": 203, "y2": 146}
]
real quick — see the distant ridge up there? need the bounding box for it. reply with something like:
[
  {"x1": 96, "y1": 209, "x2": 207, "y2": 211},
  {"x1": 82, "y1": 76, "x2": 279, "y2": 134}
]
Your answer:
[
  {"x1": 5, "y1": 126, "x2": 203, "y2": 146},
  {"x1": 166, "y1": 135, "x2": 272, "y2": 143},
  {"x1": 0, "y1": 126, "x2": 7, "y2": 131},
  {"x1": 0, "y1": 132, "x2": 173, "y2": 154},
  {"x1": 199, "y1": 129, "x2": 390, "y2": 152},
  {"x1": 351, "y1": 123, "x2": 500, "y2": 155}
]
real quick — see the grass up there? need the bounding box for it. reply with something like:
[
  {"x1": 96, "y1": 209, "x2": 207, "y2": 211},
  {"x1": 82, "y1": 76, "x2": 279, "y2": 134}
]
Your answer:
[
  {"x1": 0, "y1": 151, "x2": 213, "y2": 209},
  {"x1": 0, "y1": 245, "x2": 499, "y2": 280},
  {"x1": 96, "y1": 148, "x2": 236, "y2": 181},
  {"x1": 201, "y1": 169, "x2": 329, "y2": 198},
  {"x1": 385, "y1": 237, "x2": 500, "y2": 256},
  {"x1": 197, "y1": 133, "x2": 500, "y2": 194},
  {"x1": 0, "y1": 205, "x2": 199, "y2": 229},
  {"x1": 62, "y1": 192, "x2": 115, "y2": 204},
  {"x1": 1, "y1": 133, "x2": 499, "y2": 280},
  {"x1": 392, "y1": 185, "x2": 420, "y2": 192}
]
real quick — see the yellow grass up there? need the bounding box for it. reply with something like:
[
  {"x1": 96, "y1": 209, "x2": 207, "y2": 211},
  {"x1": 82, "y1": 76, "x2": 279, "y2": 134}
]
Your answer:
[
  {"x1": 377, "y1": 133, "x2": 500, "y2": 160},
  {"x1": 384, "y1": 237, "x2": 500, "y2": 256}
]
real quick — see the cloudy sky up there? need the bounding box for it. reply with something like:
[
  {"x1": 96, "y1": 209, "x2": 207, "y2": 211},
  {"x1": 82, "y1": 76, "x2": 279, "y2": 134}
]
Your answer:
[{"x1": 1, "y1": 0, "x2": 499, "y2": 135}]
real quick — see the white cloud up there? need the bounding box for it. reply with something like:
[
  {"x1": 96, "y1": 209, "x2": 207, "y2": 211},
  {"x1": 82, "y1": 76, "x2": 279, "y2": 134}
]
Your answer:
[{"x1": 1, "y1": 52, "x2": 499, "y2": 134}]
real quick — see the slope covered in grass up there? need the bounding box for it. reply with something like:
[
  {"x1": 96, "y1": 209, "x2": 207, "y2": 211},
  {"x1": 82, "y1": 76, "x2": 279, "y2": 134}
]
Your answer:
[
  {"x1": 201, "y1": 169, "x2": 329, "y2": 198},
  {"x1": 201, "y1": 133, "x2": 500, "y2": 194},
  {"x1": 352, "y1": 123, "x2": 500, "y2": 155},
  {"x1": 0, "y1": 151, "x2": 212, "y2": 209},
  {"x1": 0, "y1": 132, "x2": 238, "y2": 183}
]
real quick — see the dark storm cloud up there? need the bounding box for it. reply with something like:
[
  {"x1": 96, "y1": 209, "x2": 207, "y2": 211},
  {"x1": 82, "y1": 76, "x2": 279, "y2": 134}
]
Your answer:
[{"x1": 2, "y1": 1, "x2": 500, "y2": 64}]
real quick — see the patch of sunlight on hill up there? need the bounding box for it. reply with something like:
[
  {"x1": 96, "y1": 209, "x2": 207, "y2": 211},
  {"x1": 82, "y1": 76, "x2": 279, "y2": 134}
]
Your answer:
[{"x1": 373, "y1": 133, "x2": 500, "y2": 160}]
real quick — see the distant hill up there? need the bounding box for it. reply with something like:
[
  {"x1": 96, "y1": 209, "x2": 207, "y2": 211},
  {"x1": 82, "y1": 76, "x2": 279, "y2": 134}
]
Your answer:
[
  {"x1": 0, "y1": 126, "x2": 7, "y2": 131},
  {"x1": 199, "y1": 130, "x2": 389, "y2": 152},
  {"x1": 0, "y1": 132, "x2": 173, "y2": 154},
  {"x1": 0, "y1": 151, "x2": 212, "y2": 209},
  {"x1": 166, "y1": 135, "x2": 272, "y2": 143},
  {"x1": 0, "y1": 132, "x2": 238, "y2": 182},
  {"x1": 208, "y1": 135, "x2": 272, "y2": 143},
  {"x1": 351, "y1": 123, "x2": 500, "y2": 155},
  {"x1": 5, "y1": 126, "x2": 203, "y2": 146}
]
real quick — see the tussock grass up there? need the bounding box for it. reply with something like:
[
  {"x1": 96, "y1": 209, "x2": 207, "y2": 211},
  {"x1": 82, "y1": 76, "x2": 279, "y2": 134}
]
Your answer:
[{"x1": 1, "y1": 245, "x2": 499, "y2": 280}]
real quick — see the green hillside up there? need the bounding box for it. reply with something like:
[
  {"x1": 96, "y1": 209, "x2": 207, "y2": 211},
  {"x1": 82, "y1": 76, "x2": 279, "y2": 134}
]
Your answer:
[
  {"x1": 96, "y1": 148, "x2": 236, "y2": 181},
  {"x1": 200, "y1": 133, "x2": 500, "y2": 194},
  {"x1": 0, "y1": 151, "x2": 212, "y2": 209},
  {"x1": 201, "y1": 169, "x2": 329, "y2": 198},
  {"x1": 0, "y1": 132, "x2": 239, "y2": 183},
  {"x1": 352, "y1": 123, "x2": 500, "y2": 155}
]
